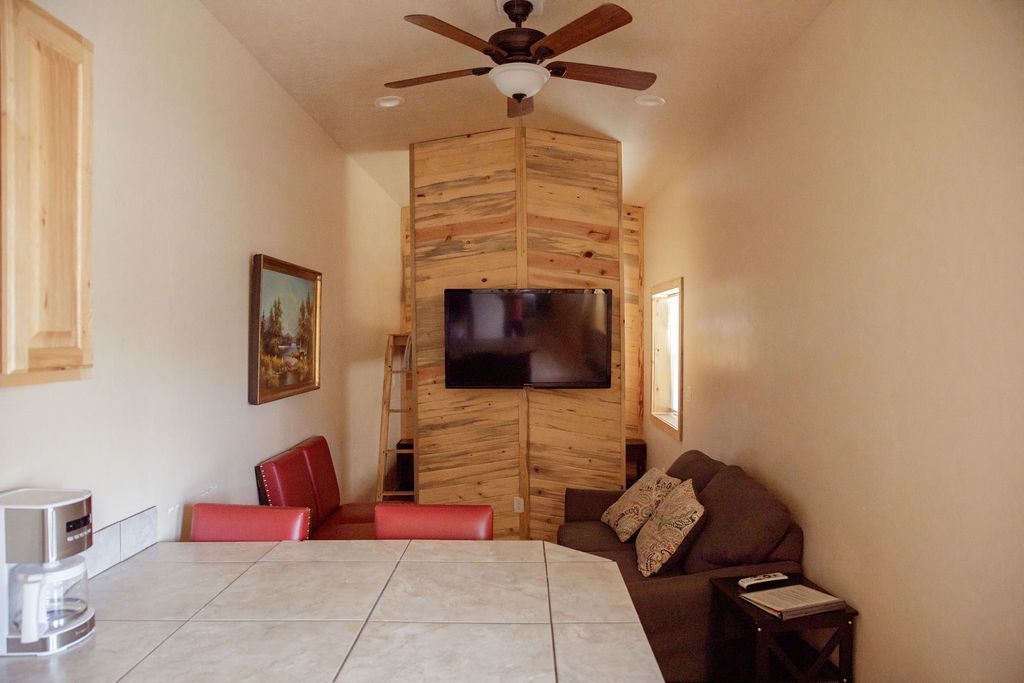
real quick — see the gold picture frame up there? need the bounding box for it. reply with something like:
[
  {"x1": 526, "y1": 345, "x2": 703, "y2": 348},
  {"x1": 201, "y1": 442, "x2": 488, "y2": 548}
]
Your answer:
[{"x1": 248, "y1": 254, "x2": 321, "y2": 405}]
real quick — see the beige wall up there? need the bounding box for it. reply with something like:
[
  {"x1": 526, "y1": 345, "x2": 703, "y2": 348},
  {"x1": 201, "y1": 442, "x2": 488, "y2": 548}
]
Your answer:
[
  {"x1": 0, "y1": 0, "x2": 401, "y2": 533},
  {"x1": 643, "y1": 1, "x2": 1024, "y2": 679}
]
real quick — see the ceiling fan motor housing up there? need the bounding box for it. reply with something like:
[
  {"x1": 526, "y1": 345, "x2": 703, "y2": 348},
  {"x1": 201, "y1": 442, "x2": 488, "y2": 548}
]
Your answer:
[{"x1": 488, "y1": 28, "x2": 546, "y2": 63}]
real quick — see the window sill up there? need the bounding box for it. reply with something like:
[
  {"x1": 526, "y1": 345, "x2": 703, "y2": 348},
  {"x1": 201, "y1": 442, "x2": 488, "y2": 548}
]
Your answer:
[{"x1": 651, "y1": 410, "x2": 681, "y2": 439}]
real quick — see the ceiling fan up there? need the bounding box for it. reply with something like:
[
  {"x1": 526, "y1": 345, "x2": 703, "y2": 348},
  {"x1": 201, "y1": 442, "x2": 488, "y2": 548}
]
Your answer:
[{"x1": 385, "y1": 0, "x2": 657, "y2": 118}]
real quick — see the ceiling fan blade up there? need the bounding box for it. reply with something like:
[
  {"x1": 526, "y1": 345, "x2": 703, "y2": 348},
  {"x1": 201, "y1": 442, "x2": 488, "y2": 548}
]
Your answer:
[
  {"x1": 530, "y1": 4, "x2": 632, "y2": 61},
  {"x1": 385, "y1": 67, "x2": 492, "y2": 89},
  {"x1": 405, "y1": 15, "x2": 507, "y2": 58},
  {"x1": 507, "y1": 96, "x2": 534, "y2": 118},
  {"x1": 548, "y1": 62, "x2": 656, "y2": 90}
]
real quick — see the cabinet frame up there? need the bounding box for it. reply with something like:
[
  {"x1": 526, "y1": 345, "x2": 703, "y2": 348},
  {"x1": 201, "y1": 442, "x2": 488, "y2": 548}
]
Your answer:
[{"x1": 0, "y1": 0, "x2": 93, "y2": 387}]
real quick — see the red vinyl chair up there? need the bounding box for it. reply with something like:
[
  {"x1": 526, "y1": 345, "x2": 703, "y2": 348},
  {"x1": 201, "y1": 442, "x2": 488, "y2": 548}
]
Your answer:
[
  {"x1": 190, "y1": 503, "x2": 311, "y2": 542},
  {"x1": 374, "y1": 503, "x2": 494, "y2": 541}
]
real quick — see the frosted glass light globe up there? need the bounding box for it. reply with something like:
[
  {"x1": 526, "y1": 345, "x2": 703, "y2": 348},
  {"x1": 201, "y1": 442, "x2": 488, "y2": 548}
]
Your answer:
[{"x1": 488, "y1": 63, "x2": 550, "y2": 99}]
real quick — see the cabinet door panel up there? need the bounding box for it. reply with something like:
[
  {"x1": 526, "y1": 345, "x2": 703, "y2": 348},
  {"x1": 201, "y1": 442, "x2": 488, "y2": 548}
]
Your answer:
[{"x1": 1, "y1": 0, "x2": 92, "y2": 382}]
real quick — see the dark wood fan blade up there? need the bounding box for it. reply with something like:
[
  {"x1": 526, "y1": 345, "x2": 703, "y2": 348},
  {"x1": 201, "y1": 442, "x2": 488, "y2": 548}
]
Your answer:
[
  {"x1": 507, "y1": 96, "x2": 534, "y2": 118},
  {"x1": 548, "y1": 62, "x2": 656, "y2": 90},
  {"x1": 530, "y1": 4, "x2": 632, "y2": 61},
  {"x1": 386, "y1": 67, "x2": 492, "y2": 89},
  {"x1": 405, "y1": 15, "x2": 507, "y2": 58}
]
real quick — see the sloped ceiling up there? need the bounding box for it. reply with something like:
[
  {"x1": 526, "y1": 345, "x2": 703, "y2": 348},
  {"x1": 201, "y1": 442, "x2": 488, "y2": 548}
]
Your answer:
[{"x1": 202, "y1": 0, "x2": 830, "y2": 205}]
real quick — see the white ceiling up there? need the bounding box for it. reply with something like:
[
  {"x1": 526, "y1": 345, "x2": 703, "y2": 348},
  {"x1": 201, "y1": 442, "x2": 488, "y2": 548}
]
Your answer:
[{"x1": 201, "y1": 0, "x2": 831, "y2": 206}]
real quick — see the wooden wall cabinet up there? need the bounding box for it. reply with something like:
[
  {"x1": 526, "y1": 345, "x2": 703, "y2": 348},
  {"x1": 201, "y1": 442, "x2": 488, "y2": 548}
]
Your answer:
[{"x1": 0, "y1": 0, "x2": 93, "y2": 387}]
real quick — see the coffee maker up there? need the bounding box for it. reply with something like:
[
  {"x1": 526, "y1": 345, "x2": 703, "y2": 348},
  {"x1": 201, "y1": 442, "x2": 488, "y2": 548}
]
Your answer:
[{"x1": 0, "y1": 489, "x2": 96, "y2": 655}]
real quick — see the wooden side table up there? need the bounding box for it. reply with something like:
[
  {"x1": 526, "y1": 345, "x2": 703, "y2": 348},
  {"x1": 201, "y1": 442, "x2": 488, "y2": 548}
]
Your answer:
[{"x1": 710, "y1": 575, "x2": 857, "y2": 682}]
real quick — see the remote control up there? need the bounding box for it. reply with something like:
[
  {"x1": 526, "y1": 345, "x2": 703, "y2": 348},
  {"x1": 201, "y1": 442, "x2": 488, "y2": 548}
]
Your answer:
[{"x1": 737, "y1": 572, "x2": 789, "y2": 589}]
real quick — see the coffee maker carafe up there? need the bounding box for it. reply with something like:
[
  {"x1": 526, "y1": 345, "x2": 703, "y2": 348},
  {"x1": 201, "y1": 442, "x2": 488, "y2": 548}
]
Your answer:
[{"x1": 0, "y1": 489, "x2": 96, "y2": 655}]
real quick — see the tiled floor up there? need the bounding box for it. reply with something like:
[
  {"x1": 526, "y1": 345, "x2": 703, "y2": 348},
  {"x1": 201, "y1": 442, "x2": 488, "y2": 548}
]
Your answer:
[{"x1": 0, "y1": 540, "x2": 663, "y2": 682}]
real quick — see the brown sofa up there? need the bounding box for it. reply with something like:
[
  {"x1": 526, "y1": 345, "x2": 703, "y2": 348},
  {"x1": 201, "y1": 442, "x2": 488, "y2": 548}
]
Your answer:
[{"x1": 557, "y1": 450, "x2": 803, "y2": 682}]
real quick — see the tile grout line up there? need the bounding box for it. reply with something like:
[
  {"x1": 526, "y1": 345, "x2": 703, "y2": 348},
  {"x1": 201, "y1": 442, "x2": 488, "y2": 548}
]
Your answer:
[
  {"x1": 543, "y1": 542, "x2": 560, "y2": 683},
  {"x1": 114, "y1": 557, "x2": 260, "y2": 682},
  {"x1": 253, "y1": 540, "x2": 282, "y2": 562},
  {"x1": 331, "y1": 539, "x2": 410, "y2": 682}
]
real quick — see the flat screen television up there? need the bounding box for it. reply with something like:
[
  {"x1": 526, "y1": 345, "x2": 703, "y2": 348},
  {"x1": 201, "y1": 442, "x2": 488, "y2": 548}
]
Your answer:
[{"x1": 444, "y1": 288, "x2": 612, "y2": 389}]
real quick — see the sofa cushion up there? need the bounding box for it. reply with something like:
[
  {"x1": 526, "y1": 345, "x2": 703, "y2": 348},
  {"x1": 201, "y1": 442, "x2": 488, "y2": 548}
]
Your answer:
[
  {"x1": 683, "y1": 466, "x2": 792, "y2": 574},
  {"x1": 635, "y1": 479, "x2": 706, "y2": 577},
  {"x1": 557, "y1": 520, "x2": 629, "y2": 553},
  {"x1": 601, "y1": 468, "x2": 681, "y2": 542},
  {"x1": 591, "y1": 549, "x2": 685, "y2": 585},
  {"x1": 766, "y1": 524, "x2": 804, "y2": 563},
  {"x1": 299, "y1": 436, "x2": 341, "y2": 525},
  {"x1": 258, "y1": 446, "x2": 319, "y2": 519},
  {"x1": 665, "y1": 450, "x2": 727, "y2": 494}
]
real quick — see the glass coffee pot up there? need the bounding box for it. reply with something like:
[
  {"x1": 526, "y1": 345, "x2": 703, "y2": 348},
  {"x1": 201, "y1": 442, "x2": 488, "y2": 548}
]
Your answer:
[{"x1": 8, "y1": 555, "x2": 90, "y2": 644}]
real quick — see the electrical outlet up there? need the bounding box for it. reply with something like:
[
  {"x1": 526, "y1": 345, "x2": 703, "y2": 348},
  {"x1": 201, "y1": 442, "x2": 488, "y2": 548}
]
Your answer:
[
  {"x1": 513, "y1": 496, "x2": 525, "y2": 513},
  {"x1": 196, "y1": 484, "x2": 219, "y2": 499}
]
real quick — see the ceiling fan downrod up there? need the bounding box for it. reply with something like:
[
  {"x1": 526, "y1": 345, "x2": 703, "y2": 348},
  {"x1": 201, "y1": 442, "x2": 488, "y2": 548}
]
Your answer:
[{"x1": 502, "y1": 0, "x2": 534, "y2": 28}]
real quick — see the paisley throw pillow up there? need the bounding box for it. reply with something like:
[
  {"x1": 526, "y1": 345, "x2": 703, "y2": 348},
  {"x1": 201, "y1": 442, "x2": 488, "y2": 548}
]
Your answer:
[
  {"x1": 601, "y1": 468, "x2": 681, "y2": 542},
  {"x1": 635, "y1": 479, "x2": 705, "y2": 577}
]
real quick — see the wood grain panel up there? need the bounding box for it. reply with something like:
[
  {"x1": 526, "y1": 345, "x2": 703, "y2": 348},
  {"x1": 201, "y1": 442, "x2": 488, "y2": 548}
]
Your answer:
[
  {"x1": 622, "y1": 205, "x2": 644, "y2": 438},
  {"x1": 412, "y1": 127, "x2": 625, "y2": 541},
  {"x1": 0, "y1": 0, "x2": 92, "y2": 385},
  {"x1": 412, "y1": 129, "x2": 522, "y2": 538},
  {"x1": 400, "y1": 208, "x2": 414, "y2": 439},
  {"x1": 523, "y1": 128, "x2": 623, "y2": 541}
]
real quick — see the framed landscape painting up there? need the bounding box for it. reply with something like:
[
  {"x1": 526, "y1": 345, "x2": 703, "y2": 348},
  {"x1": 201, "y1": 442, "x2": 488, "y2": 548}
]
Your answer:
[{"x1": 248, "y1": 254, "x2": 321, "y2": 405}]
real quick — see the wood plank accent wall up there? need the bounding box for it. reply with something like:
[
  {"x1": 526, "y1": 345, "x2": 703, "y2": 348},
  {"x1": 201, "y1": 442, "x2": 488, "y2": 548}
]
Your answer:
[
  {"x1": 622, "y1": 205, "x2": 644, "y2": 438},
  {"x1": 400, "y1": 206, "x2": 413, "y2": 335},
  {"x1": 411, "y1": 129, "x2": 524, "y2": 538},
  {"x1": 399, "y1": 206, "x2": 414, "y2": 440},
  {"x1": 522, "y1": 129, "x2": 624, "y2": 541},
  {"x1": 410, "y1": 127, "x2": 624, "y2": 540}
]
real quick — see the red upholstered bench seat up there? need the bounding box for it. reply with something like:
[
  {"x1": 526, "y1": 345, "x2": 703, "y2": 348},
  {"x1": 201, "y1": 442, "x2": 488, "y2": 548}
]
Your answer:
[
  {"x1": 191, "y1": 503, "x2": 311, "y2": 542},
  {"x1": 255, "y1": 436, "x2": 375, "y2": 540},
  {"x1": 374, "y1": 503, "x2": 494, "y2": 540}
]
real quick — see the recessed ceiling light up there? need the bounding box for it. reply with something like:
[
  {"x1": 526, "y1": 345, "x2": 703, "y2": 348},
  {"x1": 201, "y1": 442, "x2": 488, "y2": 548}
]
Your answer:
[
  {"x1": 634, "y1": 94, "x2": 666, "y2": 107},
  {"x1": 374, "y1": 95, "x2": 404, "y2": 108}
]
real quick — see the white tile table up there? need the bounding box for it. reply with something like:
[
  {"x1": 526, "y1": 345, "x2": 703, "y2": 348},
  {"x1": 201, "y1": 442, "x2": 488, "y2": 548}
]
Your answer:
[{"x1": 0, "y1": 540, "x2": 663, "y2": 682}]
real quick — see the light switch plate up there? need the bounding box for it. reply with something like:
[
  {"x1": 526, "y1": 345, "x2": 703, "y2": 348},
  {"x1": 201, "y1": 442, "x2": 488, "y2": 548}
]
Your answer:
[{"x1": 513, "y1": 496, "x2": 525, "y2": 513}]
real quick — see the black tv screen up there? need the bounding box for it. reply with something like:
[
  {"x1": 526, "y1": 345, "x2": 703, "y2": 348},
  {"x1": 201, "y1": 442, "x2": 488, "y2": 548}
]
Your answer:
[{"x1": 444, "y1": 288, "x2": 612, "y2": 389}]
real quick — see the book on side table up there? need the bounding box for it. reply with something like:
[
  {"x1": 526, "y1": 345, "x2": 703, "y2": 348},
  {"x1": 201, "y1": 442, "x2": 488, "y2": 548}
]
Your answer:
[{"x1": 739, "y1": 583, "x2": 846, "y2": 620}]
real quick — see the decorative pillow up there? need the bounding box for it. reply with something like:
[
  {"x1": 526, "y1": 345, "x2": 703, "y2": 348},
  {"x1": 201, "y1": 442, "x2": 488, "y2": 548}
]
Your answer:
[
  {"x1": 681, "y1": 465, "x2": 792, "y2": 574},
  {"x1": 601, "y1": 468, "x2": 681, "y2": 542},
  {"x1": 635, "y1": 479, "x2": 705, "y2": 577}
]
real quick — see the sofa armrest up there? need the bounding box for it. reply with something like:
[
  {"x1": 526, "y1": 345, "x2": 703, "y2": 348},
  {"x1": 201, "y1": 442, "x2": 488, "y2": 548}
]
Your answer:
[
  {"x1": 563, "y1": 488, "x2": 622, "y2": 522},
  {"x1": 628, "y1": 560, "x2": 802, "y2": 682}
]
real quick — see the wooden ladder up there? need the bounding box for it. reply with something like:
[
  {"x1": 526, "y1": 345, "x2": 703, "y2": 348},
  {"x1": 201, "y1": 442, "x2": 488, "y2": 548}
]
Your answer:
[{"x1": 375, "y1": 334, "x2": 415, "y2": 503}]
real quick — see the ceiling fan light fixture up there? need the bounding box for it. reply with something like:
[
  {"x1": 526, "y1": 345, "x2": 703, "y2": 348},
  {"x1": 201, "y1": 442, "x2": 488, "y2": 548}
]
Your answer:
[{"x1": 488, "y1": 63, "x2": 550, "y2": 100}]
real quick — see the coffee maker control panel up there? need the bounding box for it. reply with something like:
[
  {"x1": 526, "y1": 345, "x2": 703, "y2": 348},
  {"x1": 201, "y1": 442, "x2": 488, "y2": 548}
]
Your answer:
[{"x1": 0, "y1": 490, "x2": 92, "y2": 564}]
